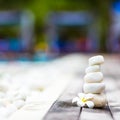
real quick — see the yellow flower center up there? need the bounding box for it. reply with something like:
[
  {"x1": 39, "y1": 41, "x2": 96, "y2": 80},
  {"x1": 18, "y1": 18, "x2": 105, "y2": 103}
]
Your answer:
[{"x1": 81, "y1": 98, "x2": 87, "y2": 103}]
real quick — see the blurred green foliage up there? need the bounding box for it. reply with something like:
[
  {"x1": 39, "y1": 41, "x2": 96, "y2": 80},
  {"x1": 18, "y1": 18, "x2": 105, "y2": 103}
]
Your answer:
[{"x1": 0, "y1": 0, "x2": 116, "y2": 52}]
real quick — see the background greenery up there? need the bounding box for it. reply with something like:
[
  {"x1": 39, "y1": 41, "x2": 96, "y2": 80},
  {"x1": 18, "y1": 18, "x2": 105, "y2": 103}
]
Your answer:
[{"x1": 0, "y1": 0, "x2": 116, "y2": 52}]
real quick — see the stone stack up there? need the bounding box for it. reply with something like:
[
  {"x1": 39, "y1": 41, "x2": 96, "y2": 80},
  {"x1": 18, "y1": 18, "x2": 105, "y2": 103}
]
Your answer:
[{"x1": 83, "y1": 55, "x2": 107, "y2": 107}]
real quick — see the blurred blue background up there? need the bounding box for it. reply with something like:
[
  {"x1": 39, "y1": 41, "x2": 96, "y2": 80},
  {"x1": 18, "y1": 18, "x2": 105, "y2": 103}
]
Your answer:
[{"x1": 0, "y1": 0, "x2": 119, "y2": 61}]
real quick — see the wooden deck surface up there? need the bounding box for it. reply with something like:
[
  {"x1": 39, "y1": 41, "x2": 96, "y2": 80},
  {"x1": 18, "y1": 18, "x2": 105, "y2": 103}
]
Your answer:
[{"x1": 44, "y1": 54, "x2": 120, "y2": 120}]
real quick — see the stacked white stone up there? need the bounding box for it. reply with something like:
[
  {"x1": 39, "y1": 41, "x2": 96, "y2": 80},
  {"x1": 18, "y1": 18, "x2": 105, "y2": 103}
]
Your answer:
[{"x1": 83, "y1": 55, "x2": 107, "y2": 107}]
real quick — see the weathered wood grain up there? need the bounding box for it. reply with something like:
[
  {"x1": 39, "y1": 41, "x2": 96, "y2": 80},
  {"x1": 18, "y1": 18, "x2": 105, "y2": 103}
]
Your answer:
[
  {"x1": 103, "y1": 55, "x2": 120, "y2": 120},
  {"x1": 79, "y1": 106, "x2": 113, "y2": 120},
  {"x1": 105, "y1": 77, "x2": 120, "y2": 120},
  {"x1": 44, "y1": 76, "x2": 83, "y2": 120}
]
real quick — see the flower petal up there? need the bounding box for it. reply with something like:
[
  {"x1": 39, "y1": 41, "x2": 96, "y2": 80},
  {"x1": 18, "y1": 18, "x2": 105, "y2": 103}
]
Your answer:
[
  {"x1": 85, "y1": 93, "x2": 94, "y2": 100},
  {"x1": 86, "y1": 101, "x2": 94, "y2": 108},
  {"x1": 72, "y1": 97, "x2": 79, "y2": 103},
  {"x1": 78, "y1": 93, "x2": 85, "y2": 98},
  {"x1": 77, "y1": 100, "x2": 85, "y2": 107}
]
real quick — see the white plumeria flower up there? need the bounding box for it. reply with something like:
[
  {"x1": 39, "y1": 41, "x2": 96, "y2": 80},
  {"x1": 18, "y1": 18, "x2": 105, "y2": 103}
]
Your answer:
[{"x1": 72, "y1": 93, "x2": 94, "y2": 108}]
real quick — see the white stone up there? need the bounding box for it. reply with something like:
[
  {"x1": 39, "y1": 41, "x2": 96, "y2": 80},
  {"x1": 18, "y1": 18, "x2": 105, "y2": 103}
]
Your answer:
[
  {"x1": 13, "y1": 100, "x2": 25, "y2": 109},
  {"x1": 84, "y1": 72, "x2": 103, "y2": 83},
  {"x1": 0, "y1": 99, "x2": 5, "y2": 108},
  {"x1": 0, "y1": 98, "x2": 11, "y2": 107},
  {"x1": 0, "y1": 107, "x2": 8, "y2": 117},
  {"x1": 89, "y1": 55, "x2": 104, "y2": 66},
  {"x1": 0, "y1": 83, "x2": 8, "y2": 92},
  {"x1": 0, "y1": 116, "x2": 7, "y2": 120},
  {"x1": 7, "y1": 90, "x2": 27, "y2": 101},
  {"x1": 5, "y1": 104, "x2": 17, "y2": 117},
  {"x1": 91, "y1": 94, "x2": 107, "y2": 107},
  {"x1": 0, "y1": 92, "x2": 5, "y2": 98},
  {"x1": 85, "y1": 65, "x2": 100, "y2": 73},
  {"x1": 83, "y1": 83, "x2": 105, "y2": 94},
  {"x1": 14, "y1": 93, "x2": 26, "y2": 101}
]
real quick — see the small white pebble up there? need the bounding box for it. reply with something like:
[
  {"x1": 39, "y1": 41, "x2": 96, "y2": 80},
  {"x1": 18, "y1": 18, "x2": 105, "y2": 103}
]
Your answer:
[
  {"x1": 2, "y1": 73, "x2": 11, "y2": 81},
  {"x1": 0, "y1": 100, "x2": 5, "y2": 108},
  {"x1": 0, "y1": 98, "x2": 11, "y2": 107},
  {"x1": 84, "y1": 72, "x2": 103, "y2": 83},
  {"x1": 7, "y1": 90, "x2": 27, "y2": 101},
  {"x1": 13, "y1": 100, "x2": 25, "y2": 109},
  {"x1": 89, "y1": 55, "x2": 104, "y2": 66},
  {"x1": 0, "y1": 83, "x2": 8, "y2": 92},
  {"x1": 5, "y1": 104, "x2": 17, "y2": 117},
  {"x1": 0, "y1": 116, "x2": 7, "y2": 120},
  {"x1": 14, "y1": 93, "x2": 26, "y2": 101},
  {"x1": 0, "y1": 107, "x2": 8, "y2": 117},
  {"x1": 0, "y1": 92, "x2": 5, "y2": 98},
  {"x1": 83, "y1": 83, "x2": 105, "y2": 94},
  {"x1": 85, "y1": 65, "x2": 100, "y2": 73},
  {"x1": 19, "y1": 87, "x2": 31, "y2": 96},
  {"x1": 9, "y1": 83, "x2": 21, "y2": 91}
]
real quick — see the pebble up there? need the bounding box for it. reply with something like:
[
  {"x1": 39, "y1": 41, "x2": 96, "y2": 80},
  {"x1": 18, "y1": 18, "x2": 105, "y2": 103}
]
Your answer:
[
  {"x1": 5, "y1": 104, "x2": 17, "y2": 117},
  {"x1": 0, "y1": 98, "x2": 11, "y2": 107},
  {"x1": 85, "y1": 65, "x2": 100, "y2": 73},
  {"x1": 91, "y1": 94, "x2": 107, "y2": 107},
  {"x1": 89, "y1": 55, "x2": 104, "y2": 66},
  {"x1": 84, "y1": 72, "x2": 103, "y2": 83},
  {"x1": 13, "y1": 93, "x2": 26, "y2": 101},
  {"x1": 0, "y1": 83, "x2": 8, "y2": 92},
  {"x1": 0, "y1": 116, "x2": 7, "y2": 120},
  {"x1": 7, "y1": 90, "x2": 27, "y2": 102},
  {"x1": 0, "y1": 100, "x2": 5, "y2": 108},
  {"x1": 0, "y1": 107, "x2": 8, "y2": 117},
  {"x1": 0, "y1": 92, "x2": 5, "y2": 98},
  {"x1": 13, "y1": 100, "x2": 25, "y2": 109},
  {"x1": 83, "y1": 83, "x2": 105, "y2": 94}
]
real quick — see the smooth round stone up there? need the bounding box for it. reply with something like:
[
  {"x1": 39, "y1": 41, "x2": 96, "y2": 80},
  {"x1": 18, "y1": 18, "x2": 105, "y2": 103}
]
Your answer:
[
  {"x1": 0, "y1": 84, "x2": 8, "y2": 92},
  {"x1": 89, "y1": 55, "x2": 104, "y2": 66},
  {"x1": 85, "y1": 65, "x2": 100, "y2": 73},
  {"x1": 14, "y1": 93, "x2": 26, "y2": 101},
  {"x1": 92, "y1": 94, "x2": 107, "y2": 107},
  {"x1": 0, "y1": 107, "x2": 8, "y2": 117},
  {"x1": 5, "y1": 104, "x2": 17, "y2": 117},
  {"x1": 0, "y1": 98, "x2": 11, "y2": 107},
  {"x1": 84, "y1": 72, "x2": 103, "y2": 83},
  {"x1": 0, "y1": 116, "x2": 7, "y2": 120},
  {"x1": 0, "y1": 100, "x2": 5, "y2": 108},
  {"x1": 83, "y1": 83, "x2": 105, "y2": 94},
  {"x1": 13, "y1": 100, "x2": 25, "y2": 109},
  {"x1": 7, "y1": 90, "x2": 27, "y2": 101}
]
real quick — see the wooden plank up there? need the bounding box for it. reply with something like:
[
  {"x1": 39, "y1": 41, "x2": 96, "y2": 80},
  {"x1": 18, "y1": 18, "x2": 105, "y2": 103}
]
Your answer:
[
  {"x1": 79, "y1": 106, "x2": 113, "y2": 120},
  {"x1": 44, "y1": 76, "x2": 83, "y2": 120},
  {"x1": 103, "y1": 55, "x2": 120, "y2": 120},
  {"x1": 105, "y1": 76, "x2": 120, "y2": 120}
]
